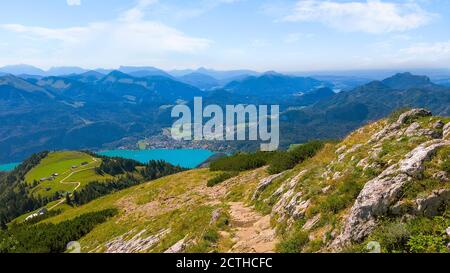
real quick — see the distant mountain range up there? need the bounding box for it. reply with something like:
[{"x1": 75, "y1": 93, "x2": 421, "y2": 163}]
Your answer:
[
  {"x1": 1, "y1": 66, "x2": 449, "y2": 164},
  {"x1": 279, "y1": 72, "x2": 450, "y2": 147}
]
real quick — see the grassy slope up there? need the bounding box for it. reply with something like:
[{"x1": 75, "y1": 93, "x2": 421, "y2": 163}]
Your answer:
[
  {"x1": 25, "y1": 151, "x2": 110, "y2": 198},
  {"x1": 13, "y1": 114, "x2": 449, "y2": 253},
  {"x1": 252, "y1": 115, "x2": 450, "y2": 253},
  {"x1": 35, "y1": 167, "x2": 267, "y2": 253}
]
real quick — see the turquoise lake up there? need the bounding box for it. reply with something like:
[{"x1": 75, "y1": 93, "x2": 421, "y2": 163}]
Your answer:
[
  {"x1": 98, "y1": 149, "x2": 214, "y2": 169},
  {"x1": 0, "y1": 162, "x2": 20, "y2": 172}
]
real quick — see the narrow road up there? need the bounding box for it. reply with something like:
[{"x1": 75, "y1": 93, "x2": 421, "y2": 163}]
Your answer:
[{"x1": 48, "y1": 157, "x2": 98, "y2": 211}]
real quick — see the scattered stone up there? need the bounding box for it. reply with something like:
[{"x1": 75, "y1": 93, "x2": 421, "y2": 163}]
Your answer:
[
  {"x1": 433, "y1": 120, "x2": 445, "y2": 129},
  {"x1": 271, "y1": 171, "x2": 308, "y2": 221},
  {"x1": 322, "y1": 185, "x2": 331, "y2": 194},
  {"x1": 292, "y1": 199, "x2": 311, "y2": 219},
  {"x1": 404, "y1": 121, "x2": 441, "y2": 139},
  {"x1": 405, "y1": 122, "x2": 421, "y2": 137},
  {"x1": 357, "y1": 157, "x2": 369, "y2": 168},
  {"x1": 252, "y1": 172, "x2": 286, "y2": 200},
  {"x1": 433, "y1": 171, "x2": 449, "y2": 182},
  {"x1": 332, "y1": 172, "x2": 342, "y2": 180},
  {"x1": 164, "y1": 236, "x2": 189, "y2": 253},
  {"x1": 303, "y1": 214, "x2": 321, "y2": 231},
  {"x1": 369, "y1": 109, "x2": 432, "y2": 143},
  {"x1": 338, "y1": 144, "x2": 363, "y2": 162},
  {"x1": 416, "y1": 189, "x2": 450, "y2": 218},
  {"x1": 105, "y1": 229, "x2": 171, "y2": 253},
  {"x1": 335, "y1": 145, "x2": 347, "y2": 155},
  {"x1": 210, "y1": 209, "x2": 221, "y2": 225},
  {"x1": 444, "y1": 122, "x2": 450, "y2": 139}
]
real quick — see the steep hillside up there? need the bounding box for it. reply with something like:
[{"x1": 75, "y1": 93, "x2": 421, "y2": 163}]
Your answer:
[
  {"x1": 279, "y1": 73, "x2": 450, "y2": 148},
  {"x1": 225, "y1": 72, "x2": 330, "y2": 98},
  {"x1": 255, "y1": 109, "x2": 450, "y2": 253},
  {"x1": 6, "y1": 109, "x2": 448, "y2": 253}
]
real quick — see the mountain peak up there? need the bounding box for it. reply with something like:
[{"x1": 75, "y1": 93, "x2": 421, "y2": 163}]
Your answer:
[
  {"x1": 100, "y1": 70, "x2": 135, "y2": 83},
  {"x1": 381, "y1": 72, "x2": 431, "y2": 89},
  {"x1": 0, "y1": 64, "x2": 46, "y2": 76},
  {"x1": 0, "y1": 73, "x2": 47, "y2": 93}
]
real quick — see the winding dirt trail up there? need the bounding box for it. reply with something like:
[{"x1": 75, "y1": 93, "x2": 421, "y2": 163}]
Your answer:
[
  {"x1": 48, "y1": 157, "x2": 98, "y2": 211},
  {"x1": 227, "y1": 202, "x2": 277, "y2": 253}
]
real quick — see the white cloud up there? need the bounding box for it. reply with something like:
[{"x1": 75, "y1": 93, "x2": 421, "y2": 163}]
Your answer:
[
  {"x1": 401, "y1": 41, "x2": 450, "y2": 55},
  {"x1": 120, "y1": 0, "x2": 159, "y2": 22},
  {"x1": 284, "y1": 32, "x2": 314, "y2": 43},
  {"x1": 66, "y1": 0, "x2": 81, "y2": 6},
  {"x1": 0, "y1": 0, "x2": 211, "y2": 68},
  {"x1": 283, "y1": 0, "x2": 434, "y2": 34}
]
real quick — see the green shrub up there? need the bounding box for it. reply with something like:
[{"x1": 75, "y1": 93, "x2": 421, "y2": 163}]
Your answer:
[
  {"x1": 276, "y1": 230, "x2": 309, "y2": 253},
  {"x1": 210, "y1": 141, "x2": 325, "y2": 174},
  {"x1": 371, "y1": 221, "x2": 411, "y2": 253},
  {"x1": 319, "y1": 175, "x2": 363, "y2": 213},
  {"x1": 203, "y1": 228, "x2": 219, "y2": 243},
  {"x1": 207, "y1": 171, "x2": 239, "y2": 187},
  {"x1": 209, "y1": 152, "x2": 276, "y2": 172},
  {"x1": 268, "y1": 141, "x2": 325, "y2": 174},
  {"x1": 442, "y1": 160, "x2": 450, "y2": 174},
  {"x1": 407, "y1": 235, "x2": 448, "y2": 253},
  {"x1": 267, "y1": 152, "x2": 297, "y2": 174}
]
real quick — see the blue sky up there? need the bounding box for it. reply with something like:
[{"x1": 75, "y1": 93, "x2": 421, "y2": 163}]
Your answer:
[{"x1": 0, "y1": 0, "x2": 450, "y2": 72}]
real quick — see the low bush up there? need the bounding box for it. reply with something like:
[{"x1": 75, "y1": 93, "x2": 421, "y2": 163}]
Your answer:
[
  {"x1": 207, "y1": 171, "x2": 239, "y2": 187},
  {"x1": 319, "y1": 175, "x2": 364, "y2": 214},
  {"x1": 276, "y1": 229, "x2": 309, "y2": 253},
  {"x1": 268, "y1": 141, "x2": 325, "y2": 174},
  {"x1": 209, "y1": 152, "x2": 276, "y2": 172}
]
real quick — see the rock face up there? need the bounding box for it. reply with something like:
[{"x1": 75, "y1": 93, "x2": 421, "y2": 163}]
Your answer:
[
  {"x1": 105, "y1": 229, "x2": 171, "y2": 253},
  {"x1": 369, "y1": 109, "x2": 432, "y2": 143},
  {"x1": 303, "y1": 214, "x2": 321, "y2": 231},
  {"x1": 271, "y1": 170, "x2": 309, "y2": 222},
  {"x1": 416, "y1": 189, "x2": 450, "y2": 217},
  {"x1": 444, "y1": 122, "x2": 450, "y2": 139},
  {"x1": 252, "y1": 172, "x2": 285, "y2": 200},
  {"x1": 331, "y1": 114, "x2": 449, "y2": 248}
]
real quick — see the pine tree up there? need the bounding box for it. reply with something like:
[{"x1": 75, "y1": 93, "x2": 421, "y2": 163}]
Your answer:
[{"x1": 65, "y1": 194, "x2": 72, "y2": 207}]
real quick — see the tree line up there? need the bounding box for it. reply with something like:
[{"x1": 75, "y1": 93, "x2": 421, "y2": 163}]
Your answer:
[
  {"x1": 70, "y1": 160, "x2": 185, "y2": 206},
  {"x1": 0, "y1": 152, "x2": 59, "y2": 228},
  {"x1": 0, "y1": 209, "x2": 117, "y2": 253},
  {"x1": 209, "y1": 141, "x2": 326, "y2": 175}
]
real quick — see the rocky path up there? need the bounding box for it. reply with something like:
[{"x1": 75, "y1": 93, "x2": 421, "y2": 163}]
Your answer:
[{"x1": 227, "y1": 202, "x2": 277, "y2": 253}]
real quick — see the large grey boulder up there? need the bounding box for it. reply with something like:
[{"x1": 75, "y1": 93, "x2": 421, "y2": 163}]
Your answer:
[
  {"x1": 331, "y1": 139, "x2": 449, "y2": 248},
  {"x1": 416, "y1": 189, "x2": 450, "y2": 217}
]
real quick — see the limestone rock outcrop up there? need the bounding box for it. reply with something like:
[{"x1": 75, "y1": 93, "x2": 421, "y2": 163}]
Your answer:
[{"x1": 331, "y1": 112, "x2": 449, "y2": 248}]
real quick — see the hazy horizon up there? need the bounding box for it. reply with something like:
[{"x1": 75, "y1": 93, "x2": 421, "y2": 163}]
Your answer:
[{"x1": 1, "y1": 0, "x2": 450, "y2": 71}]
